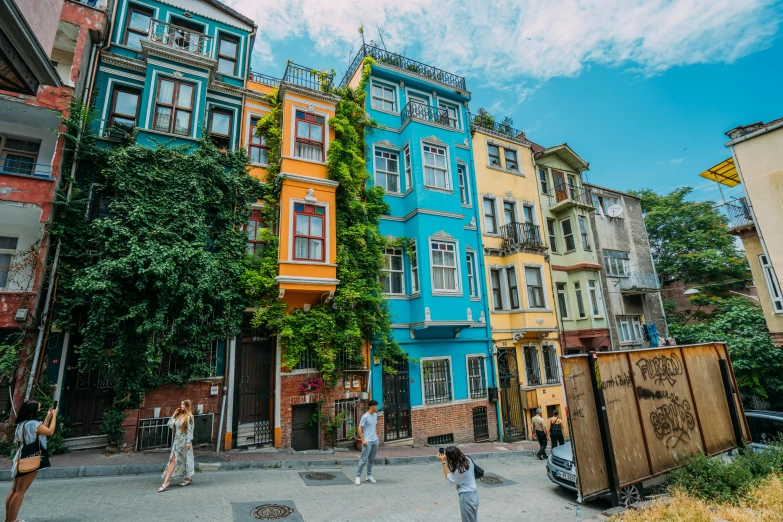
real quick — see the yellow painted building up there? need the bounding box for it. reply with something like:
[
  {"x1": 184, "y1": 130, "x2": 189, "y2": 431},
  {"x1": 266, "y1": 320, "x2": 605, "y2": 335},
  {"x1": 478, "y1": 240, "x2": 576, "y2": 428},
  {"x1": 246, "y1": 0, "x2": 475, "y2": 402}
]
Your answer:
[{"x1": 470, "y1": 118, "x2": 568, "y2": 441}]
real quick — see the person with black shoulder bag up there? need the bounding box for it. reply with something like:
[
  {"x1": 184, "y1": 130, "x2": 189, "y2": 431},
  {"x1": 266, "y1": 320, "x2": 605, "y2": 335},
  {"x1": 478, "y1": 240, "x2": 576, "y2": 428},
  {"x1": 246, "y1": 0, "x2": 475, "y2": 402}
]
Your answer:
[
  {"x1": 5, "y1": 400, "x2": 56, "y2": 522},
  {"x1": 437, "y1": 446, "x2": 480, "y2": 522}
]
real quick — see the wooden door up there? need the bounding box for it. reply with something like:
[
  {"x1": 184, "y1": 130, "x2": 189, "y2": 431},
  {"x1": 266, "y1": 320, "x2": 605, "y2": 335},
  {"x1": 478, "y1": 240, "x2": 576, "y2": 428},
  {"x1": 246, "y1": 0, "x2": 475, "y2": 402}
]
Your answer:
[
  {"x1": 64, "y1": 356, "x2": 114, "y2": 437},
  {"x1": 291, "y1": 403, "x2": 319, "y2": 451},
  {"x1": 552, "y1": 170, "x2": 567, "y2": 203}
]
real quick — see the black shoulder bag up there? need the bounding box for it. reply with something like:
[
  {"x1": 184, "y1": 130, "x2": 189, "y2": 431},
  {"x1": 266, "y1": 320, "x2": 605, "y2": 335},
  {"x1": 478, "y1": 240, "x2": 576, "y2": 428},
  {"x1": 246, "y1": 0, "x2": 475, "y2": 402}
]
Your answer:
[{"x1": 469, "y1": 456, "x2": 484, "y2": 479}]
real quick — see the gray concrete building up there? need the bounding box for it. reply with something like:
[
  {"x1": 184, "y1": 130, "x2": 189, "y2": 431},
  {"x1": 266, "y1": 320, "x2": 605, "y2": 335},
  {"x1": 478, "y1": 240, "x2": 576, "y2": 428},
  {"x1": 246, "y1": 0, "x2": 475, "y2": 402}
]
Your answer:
[{"x1": 586, "y1": 183, "x2": 668, "y2": 349}]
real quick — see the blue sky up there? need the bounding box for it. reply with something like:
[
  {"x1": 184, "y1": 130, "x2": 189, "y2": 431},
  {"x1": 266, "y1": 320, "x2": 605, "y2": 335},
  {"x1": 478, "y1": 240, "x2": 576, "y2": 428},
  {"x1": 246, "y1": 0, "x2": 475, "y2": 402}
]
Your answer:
[{"x1": 228, "y1": 0, "x2": 783, "y2": 203}]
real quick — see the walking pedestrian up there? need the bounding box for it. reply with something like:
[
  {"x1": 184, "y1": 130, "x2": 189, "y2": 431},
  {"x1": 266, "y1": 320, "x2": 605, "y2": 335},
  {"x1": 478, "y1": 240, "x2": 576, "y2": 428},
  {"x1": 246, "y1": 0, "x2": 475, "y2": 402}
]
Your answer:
[
  {"x1": 355, "y1": 399, "x2": 379, "y2": 486},
  {"x1": 5, "y1": 400, "x2": 56, "y2": 522},
  {"x1": 549, "y1": 410, "x2": 565, "y2": 448},
  {"x1": 158, "y1": 400, "x2": 194, "y2": 492},
  {"x1": 437, "y1": 446, "x2": 479, "y2": 522},
  {"x1": 532, "y1": 408, "x2": 548, "y2": 460}
]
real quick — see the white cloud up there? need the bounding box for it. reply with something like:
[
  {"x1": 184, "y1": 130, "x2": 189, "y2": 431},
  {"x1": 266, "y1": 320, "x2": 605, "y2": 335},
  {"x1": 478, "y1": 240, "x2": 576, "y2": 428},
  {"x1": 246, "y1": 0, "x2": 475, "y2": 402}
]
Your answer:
[{"x1": 224, "y1": 0, "x2": 781, "y2": 83}]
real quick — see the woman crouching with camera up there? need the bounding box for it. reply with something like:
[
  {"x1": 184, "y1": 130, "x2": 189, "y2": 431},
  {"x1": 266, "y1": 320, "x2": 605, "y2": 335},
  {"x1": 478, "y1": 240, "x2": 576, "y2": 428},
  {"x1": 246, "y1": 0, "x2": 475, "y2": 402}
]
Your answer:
[{"x1": 437, "y1": 446, "x2": 479, "y2": 522}]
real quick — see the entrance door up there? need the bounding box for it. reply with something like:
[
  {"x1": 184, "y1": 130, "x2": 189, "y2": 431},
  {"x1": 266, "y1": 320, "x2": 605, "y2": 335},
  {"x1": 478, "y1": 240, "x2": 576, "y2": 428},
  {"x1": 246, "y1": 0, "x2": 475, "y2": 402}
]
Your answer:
[
  {"x1": 291, "y1": 403, "x2": 319, "y2": 451},
  {"x1": 383, "y1": 358, "x2": 411, "y2": 441},
  {"x1": 552, "y1": 170, "x2": 567, "y2": 203},
  {"x1": 64, "y1": 356, "x2": 114, "y2": 437},
  {"x1": 235, "y1": 331, "x2": 275, "y2": 447},
  {"x1": 497, "y1": 349, "x2": 526, "y2": 440}
]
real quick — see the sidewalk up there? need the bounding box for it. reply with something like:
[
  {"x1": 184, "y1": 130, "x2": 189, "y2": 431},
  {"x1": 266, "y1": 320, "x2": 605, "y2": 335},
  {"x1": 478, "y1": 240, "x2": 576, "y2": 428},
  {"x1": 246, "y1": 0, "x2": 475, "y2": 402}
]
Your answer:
[{"x1": 0, "y1": 439, "x2": 540, "y2": 481}]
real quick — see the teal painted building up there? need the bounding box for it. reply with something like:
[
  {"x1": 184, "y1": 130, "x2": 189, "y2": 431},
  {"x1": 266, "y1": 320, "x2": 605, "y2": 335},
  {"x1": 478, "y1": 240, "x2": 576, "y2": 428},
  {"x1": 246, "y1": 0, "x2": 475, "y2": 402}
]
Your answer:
[
  {"x1": 91, "y1": 0, "x2": 255, "y2": 150},
  {"x1": 340, "y1": 46, "x2": 498, "y2": 445}
]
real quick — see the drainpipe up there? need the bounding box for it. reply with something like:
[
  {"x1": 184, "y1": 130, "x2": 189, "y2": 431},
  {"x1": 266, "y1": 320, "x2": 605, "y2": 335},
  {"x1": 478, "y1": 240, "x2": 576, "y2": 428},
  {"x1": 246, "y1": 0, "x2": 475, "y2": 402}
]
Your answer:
[
  {"x1": 25, "y1": 40, "x2": 101, "y2": 401},
  {"x1": 465, "y1": 126, "x2": 502, "y2": 441}
]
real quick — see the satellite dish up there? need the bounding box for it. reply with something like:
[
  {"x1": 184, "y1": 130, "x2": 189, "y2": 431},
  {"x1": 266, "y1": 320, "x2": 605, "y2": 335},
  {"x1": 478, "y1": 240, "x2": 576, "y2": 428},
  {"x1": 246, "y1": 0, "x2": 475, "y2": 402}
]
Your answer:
[{"x1": 606, "y1": 204, "x2": 624, "y2": 218}]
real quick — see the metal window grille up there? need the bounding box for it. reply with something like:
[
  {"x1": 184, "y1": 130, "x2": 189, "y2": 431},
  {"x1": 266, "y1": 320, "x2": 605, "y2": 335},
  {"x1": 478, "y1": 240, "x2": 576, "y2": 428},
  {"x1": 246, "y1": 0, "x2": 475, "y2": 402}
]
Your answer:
[
  {"x1": 472, "y1": 407, "x2": 490, "y2": 442},
  {"x1": 423, "y1": 359, "x2": 452, "y2": 404},
  {"x1": 334, "y1": 399, "x2": 360, "y2": 441},
  {"x1": 136, "y1": 414, "x2": 213, "y2": 451},
  {"x1": 542, "y1": 346, "x2": 560, "y2": 384},
  {"x1": 294, "y1": 348, "x2": 318, "y2": 370},
  {"x1": 468, "y1": 357, "x2": 487, "y2": 398},
  {"x1": 523, "y1": 346, "x2": 542, "y2": 386},
  {"x1": 427, "y1": 433, "x2": 454, "y2": 445},
  {"x1": 161, "y1": 340, "x2": 220, "y2": 377}
]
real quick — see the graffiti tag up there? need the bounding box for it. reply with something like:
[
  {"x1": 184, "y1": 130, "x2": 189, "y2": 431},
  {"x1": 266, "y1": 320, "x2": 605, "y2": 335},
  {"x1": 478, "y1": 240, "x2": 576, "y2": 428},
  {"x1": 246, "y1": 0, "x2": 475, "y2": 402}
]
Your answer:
[
  {"x1": 599, "y1": 372, "x2": 632, "y2": 391},
  {"x1": 636, "y1": 353, "x2": 683, "y2": 386},
  {"x1": 649, "y1": 395, "x2": 696, "y2": 449}
]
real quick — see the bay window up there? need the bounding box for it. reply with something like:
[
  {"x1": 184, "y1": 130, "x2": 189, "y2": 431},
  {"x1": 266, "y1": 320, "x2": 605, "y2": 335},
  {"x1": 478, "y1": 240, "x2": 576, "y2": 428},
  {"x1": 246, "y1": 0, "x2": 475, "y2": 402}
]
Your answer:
[
  {"x1": 374, "y1": 150, "x2": 400, "y2": 193},
  {"x1": 381, "y1": 248, "x2": 404, "y2": 294},
  {"x1": 294, "y1": 111, "x2": 325, "y2": 161},
  {"x1": 422, "y1": 144, "x2": 448, "y2": 189},
  {"x1": 431, "y1": 241, "x2": 458, "y2": 292},
  {"x1": 248, "y1": 117, "x2": 268, "y2": 165},
  {"x1": 293, "y1": 203, "x2": 325, "y2": 262}
]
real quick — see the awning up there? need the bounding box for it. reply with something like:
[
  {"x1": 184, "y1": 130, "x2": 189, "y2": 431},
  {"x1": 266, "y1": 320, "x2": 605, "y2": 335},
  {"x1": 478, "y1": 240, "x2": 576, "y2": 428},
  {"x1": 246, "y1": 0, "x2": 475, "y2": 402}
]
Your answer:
[{"x1": 698, "y1": 157, "x2": 740, "y2": 187}]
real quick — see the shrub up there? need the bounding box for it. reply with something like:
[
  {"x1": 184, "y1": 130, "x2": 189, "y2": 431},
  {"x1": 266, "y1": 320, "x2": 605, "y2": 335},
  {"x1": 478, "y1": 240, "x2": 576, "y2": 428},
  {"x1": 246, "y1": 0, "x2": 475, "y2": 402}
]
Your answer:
[{"x1": 101, "y1": 408, "x2": 126, "y2": 448}]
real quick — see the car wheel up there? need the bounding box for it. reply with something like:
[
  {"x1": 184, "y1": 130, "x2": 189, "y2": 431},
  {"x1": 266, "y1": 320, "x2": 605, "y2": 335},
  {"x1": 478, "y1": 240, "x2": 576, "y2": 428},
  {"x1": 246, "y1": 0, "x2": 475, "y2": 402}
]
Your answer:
[{"x1": 620, "y1": 484, "x2": 642, "y2": 506}]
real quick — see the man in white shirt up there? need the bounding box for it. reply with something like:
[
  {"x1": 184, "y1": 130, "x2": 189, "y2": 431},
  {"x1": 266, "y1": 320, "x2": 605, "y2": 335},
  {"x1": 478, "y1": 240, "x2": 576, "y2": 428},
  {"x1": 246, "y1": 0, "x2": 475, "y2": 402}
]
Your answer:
[{"x1": 355, "y1": 400, "x2": 379, "y2": 485}]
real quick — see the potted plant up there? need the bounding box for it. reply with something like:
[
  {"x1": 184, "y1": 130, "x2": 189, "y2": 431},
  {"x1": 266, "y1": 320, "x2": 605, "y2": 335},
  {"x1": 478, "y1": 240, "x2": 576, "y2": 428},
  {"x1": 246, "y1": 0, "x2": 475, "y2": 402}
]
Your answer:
[{"x1": 299, "y1": 376, "x2": 324, "y2": 394}]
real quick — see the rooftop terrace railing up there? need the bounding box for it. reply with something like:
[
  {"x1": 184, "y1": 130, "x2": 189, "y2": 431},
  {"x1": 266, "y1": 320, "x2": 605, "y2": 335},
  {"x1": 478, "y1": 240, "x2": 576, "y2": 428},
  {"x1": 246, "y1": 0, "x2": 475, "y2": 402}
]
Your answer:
[
  {"x1": 249, "y1": 72, "x2": 280, "y2": 88},
  {"x1": 715, "y1": 197, "x2": 754, "y2": 230},
  {"x1": 282, "y1": 62, "x2": 334, "y2": 93},
  {"x1": 339, "y1": 44, "x2": 466, "y2": 91},
  {"x1": 469, "y1": 113, "x2": 527, "y2": 141}
]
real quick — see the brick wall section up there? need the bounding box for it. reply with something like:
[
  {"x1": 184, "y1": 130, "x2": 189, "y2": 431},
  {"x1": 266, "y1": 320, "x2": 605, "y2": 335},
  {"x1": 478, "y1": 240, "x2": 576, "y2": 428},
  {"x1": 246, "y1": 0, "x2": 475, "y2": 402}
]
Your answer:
[
  {"x1": 280, "y1": 372, "x2": 367, "y2": 449},
  {"x1": 121, "y1": 379, "x2": 224, "y2": 450},
  {"x1": 378, "y1": 399, "x2": 498, "y2": 446}
]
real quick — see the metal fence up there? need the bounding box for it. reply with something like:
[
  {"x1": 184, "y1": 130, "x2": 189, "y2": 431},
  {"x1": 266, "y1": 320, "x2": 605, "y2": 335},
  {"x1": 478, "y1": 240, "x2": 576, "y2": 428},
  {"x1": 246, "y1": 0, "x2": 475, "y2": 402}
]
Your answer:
[
  {"x1": 283, "y1": 62, "x2": 334, "y2": 92},
  {"x1": 149, "y1": 19, "x2": 212, "y2": 56},
  {"x1": 547, "y1": 186, "x2": 594, "y2": 208},
  {"x1": 250, "y1": 72, "x2": 280, "y2": 88},
  {"x1": 524, "y1": 345, "x2": 542, "y2": 386},
  {"x1": 136, "y1": 413, "x2": 214, "y2": 451},
  {"x1": 400, "y1": 100, "x2": 450, "y2": 127},
  {"x1": 716, "y1": 197, "x2": 754, "y2": 230},
  {"x1": 619, "y1": 272, "x2": 661, "y2": 293},
  {"x1": 334, "y1": 398, "x2": 361, "y2": 441},
  {"x1": 501, "y1": 222, "x2": 544, "y2": 248}
]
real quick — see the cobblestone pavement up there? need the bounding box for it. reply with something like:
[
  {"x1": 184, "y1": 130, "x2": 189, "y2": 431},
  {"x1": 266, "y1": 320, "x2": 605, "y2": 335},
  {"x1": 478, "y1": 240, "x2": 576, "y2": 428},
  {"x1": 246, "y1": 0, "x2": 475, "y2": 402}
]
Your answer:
[{"x1": 7, "y1": 456, "x2": 611, "y2": 521}]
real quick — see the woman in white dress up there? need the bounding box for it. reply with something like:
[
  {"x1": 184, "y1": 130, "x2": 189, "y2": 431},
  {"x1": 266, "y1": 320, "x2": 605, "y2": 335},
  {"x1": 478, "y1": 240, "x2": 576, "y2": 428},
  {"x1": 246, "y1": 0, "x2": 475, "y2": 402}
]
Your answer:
[{"x1": 157, "y1": 399, "x2": 194, "y2": 492}]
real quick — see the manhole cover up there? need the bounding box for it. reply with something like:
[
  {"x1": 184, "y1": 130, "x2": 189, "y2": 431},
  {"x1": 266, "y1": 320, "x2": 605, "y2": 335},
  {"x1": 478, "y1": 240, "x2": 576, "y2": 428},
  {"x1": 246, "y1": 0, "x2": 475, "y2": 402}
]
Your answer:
[
  {"x1": 251, "y1": 504, "x2": 294, "y2": 520},
  {"x1": 304, "y1": 472, "x2": 336, "y2": 481},
  {"x1": 479, "y1": 476, "x2": 503, "y2": 485}
]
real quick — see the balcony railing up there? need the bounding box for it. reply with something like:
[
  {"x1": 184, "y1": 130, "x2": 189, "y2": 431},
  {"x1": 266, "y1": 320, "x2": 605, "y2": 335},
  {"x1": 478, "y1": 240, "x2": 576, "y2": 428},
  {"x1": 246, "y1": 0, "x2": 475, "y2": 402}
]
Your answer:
[
  {"x1": 401, "y1": 100, "x2": 450, "y2": 127},
  {"x1": 501, "y1": 222, "x2": 545, "y2": 248},
  {"x1": 282, "y1": 62, "x2": 334, "y2": 93},
  {"x1": 0, "y1": 158, "x2": 52, "y2": 179},
  {"x1": 547, "y1": 185, "x2": 594, "y2": 210},
  {"x1": 619, "y1": 272, "x2": 661, "y2": 294},
  {"x1": 100, "y1": 124, "x2": 135, "y2": 141},
  {"x1": 339, "y1": 44, "x2": 467, "y2": 91},
  {"x1": 250, "y1": 72, "x2": 280, "y2": 88},
  {"x1": 149, "y1": 19, "x2": 213, "y2": 57},
  {"x1": 469, "y1": 113, "x2": 526, "y2": 141},
  {"x1": 716, "y1": 197, "x2": 754, "y2": 231}
]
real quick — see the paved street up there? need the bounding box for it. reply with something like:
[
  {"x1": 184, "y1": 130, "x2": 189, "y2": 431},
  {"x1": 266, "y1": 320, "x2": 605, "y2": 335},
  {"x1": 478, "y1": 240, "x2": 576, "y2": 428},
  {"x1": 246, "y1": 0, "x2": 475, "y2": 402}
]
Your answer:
[{"x1": 7, "y1": 456, "x2": 610, "y2": 521}]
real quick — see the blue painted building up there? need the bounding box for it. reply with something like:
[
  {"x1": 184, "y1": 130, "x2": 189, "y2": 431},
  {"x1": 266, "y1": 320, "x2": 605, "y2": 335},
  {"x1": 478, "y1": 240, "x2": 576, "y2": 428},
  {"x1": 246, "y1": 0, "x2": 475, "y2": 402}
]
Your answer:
[
  {"x1": 340, "y1": 46, "x2": 498, "y2": 445},
  {"x1": 91, "y1": 0, "x2": 255, "y2": 151}
]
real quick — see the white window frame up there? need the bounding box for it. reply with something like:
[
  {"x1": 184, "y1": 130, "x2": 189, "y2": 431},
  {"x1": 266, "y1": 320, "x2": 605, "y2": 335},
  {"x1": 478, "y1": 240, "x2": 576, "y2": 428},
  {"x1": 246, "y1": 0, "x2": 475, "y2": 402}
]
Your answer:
[
  {"x1": 578, "y1": 215, "x2": 590, "y2": 250},
  {"x1": 466, "y1": 354, "x2": 488, "y2": 399},
  {"x1": 420, "y1": 356, "x2": 454, "y2": 405},
  {"x1": 604, "y1": 250, "x2": 632, "y2": 277},
  {"x1": 0, "y1": 236, "x2": 19, "y2": 290},
  {"x1": 547, "y1": 219, "x2": 558, "y2": 253},
  {"x1": 482, "y1": 195, "x2": 499, "y2": 235},
  {"x1": 486, "y1": 143, "x2": 501, "y2": 168},
  {"x1": 466, "y1": 251, "x2": 479, "y2": 299},
  {"x1": 421, "y1": 142, "x2": 450, "y2": 191},
  {"x1": 403, "y1": 146, "x2": 412, "y2": 192},
  {"x1": 381, "y1": 247, "x2": 405, "y2": 295},
  {"x1": 574, "y1": 281, "x2": 586, "y2": 318},
  {"x1": 556, "y1": 282, "x2": 569, "y2": 319},
  {"x1": 760, "y1": 254, "x2": 783, "y2": 313},
  {"x1": 405, "y1": 88, "x2": 431, "y2": 107},
  {"x1": 409, "y1": 241, "x2": 419, "y2": 295},
  {"x1": 374, "y1": 149, "x2": 401, "y2": 194},
  {"x1": 522, "y1": 204, "x2": 536, "y2": 225},
  {"x1": 618, "y1": 315, "x2": 644, "y2": 344},
  {"x1": 429, "y1": 239, "x2": 461, "y2": 295},
  {"x1": 588, "y1": 279, "x2": 602, "y2": 318},
  {"x1": 288, "y1": 105, "x2": 329, "y2": 164},
  {"x1": 458, "y1": 164, "x2": 471, "y2": 206},
  {"x1": 246, "y1": 111, "x2": 270, "y2": 166},
  {"x1": 504, "y1": 148, "x2": 519, "y2": 172},
  {"x1": 561, "y1": 218, "x2": 576, "y2": 252},
  {"x1": 502, "y1": 199, "x2": 518, "y2": 227},
  {"x1": 370, "y1": 80, "x2": 397, "y2": 113},
  {"x1": 523, "y1": 265, "x2": 547, "y2": 309},
  {"x1": 539, "y1": 168, "x2": 549, "y2": 194},
  {"x1": 439, "y1": 99, "x2": 461, "y2": 129}
]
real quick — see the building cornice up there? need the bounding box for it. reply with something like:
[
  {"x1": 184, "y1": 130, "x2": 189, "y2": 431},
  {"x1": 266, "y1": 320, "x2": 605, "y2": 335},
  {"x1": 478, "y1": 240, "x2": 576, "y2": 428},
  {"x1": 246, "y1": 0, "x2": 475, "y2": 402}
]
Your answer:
[
  {"x1": 100, "y1": 52, "x2": 147, "y2": 73},
  {"x1": 280, "y1": 83, "x2": 341, "y2": 106},
  {"x1": 279, "y1": 172, "x2": 339, "y2": 187},
  {"x1": 551, "y1": 262, "x2": 603, "y2": 272},
  {"x1": 276, "y1": 276, "x2": 340, "y2": 285}
]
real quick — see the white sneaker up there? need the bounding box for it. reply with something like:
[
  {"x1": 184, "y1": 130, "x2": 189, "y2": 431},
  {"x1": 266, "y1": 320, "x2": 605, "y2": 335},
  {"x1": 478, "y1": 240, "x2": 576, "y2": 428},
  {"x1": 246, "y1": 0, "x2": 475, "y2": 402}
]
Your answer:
[
  {"x1": 366, "y1": 476, "x2": 377, "y2": 484},
  {"x1": 355, "y1": 477, "x2": 361, "y2": 486}
]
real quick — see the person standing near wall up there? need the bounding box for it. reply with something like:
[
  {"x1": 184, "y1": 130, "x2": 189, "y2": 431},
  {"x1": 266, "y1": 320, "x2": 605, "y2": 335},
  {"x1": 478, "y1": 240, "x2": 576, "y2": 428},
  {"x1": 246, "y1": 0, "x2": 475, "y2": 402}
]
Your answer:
[
  {"x1": 158, "y1": 399, "x2": 195, "y2": 492},
  {"x1": 355, "y1": 400, "x2": 379, "y2": 485},
  {"x1": 549, "y1": 410, "x2": 565, "y2": 448},
  {"x1": 532, "y1": 408, "x2": 549, "y2": 460}
]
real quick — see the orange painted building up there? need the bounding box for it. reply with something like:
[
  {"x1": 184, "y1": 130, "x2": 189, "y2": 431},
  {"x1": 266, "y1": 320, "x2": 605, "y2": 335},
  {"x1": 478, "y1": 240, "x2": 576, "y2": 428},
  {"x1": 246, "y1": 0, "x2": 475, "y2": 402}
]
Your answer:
[{"x1": 225, "y1": 64, "x2": 369, "y2": 450}]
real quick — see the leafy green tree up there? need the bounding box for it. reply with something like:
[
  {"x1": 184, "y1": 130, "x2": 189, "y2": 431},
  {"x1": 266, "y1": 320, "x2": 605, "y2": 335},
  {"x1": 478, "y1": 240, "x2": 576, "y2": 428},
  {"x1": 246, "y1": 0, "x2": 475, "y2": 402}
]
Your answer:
[
  {"x1": 669, "y1": 297, "x2": 783, "y2": 409},
  {"x1": 630, "y1": 187, "x2": 748, "y2": 287}
]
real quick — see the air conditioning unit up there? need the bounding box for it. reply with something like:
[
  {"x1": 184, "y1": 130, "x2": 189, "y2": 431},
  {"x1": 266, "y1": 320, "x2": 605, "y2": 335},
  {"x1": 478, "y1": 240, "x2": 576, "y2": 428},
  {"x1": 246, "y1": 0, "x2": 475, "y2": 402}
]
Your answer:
[{"x1": 14, "y1": 309, "x2": 28, "y2": 322}]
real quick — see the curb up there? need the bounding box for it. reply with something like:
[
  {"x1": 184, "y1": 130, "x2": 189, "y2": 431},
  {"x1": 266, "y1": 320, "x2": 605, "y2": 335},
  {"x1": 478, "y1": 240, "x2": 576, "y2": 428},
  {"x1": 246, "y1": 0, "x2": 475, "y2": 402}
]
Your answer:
[{"x1": 0, "y1": 450, "x2": 534, "y2": 481}]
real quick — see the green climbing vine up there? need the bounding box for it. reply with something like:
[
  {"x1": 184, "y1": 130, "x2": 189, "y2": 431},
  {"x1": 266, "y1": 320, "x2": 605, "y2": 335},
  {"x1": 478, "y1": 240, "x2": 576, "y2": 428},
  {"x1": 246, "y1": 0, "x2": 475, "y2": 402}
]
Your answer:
[
  {"x1": 50, "y1": 97, "x2": 263, "y2": 405},
  {"x1": 244, "y1": 57, "x2": 407, "y2": 386}
]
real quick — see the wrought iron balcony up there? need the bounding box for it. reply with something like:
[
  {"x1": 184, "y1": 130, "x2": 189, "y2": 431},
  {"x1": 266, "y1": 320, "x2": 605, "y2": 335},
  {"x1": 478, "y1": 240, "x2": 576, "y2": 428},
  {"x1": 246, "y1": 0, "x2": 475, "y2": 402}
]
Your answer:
[
  {"x1": 469, "y1": 113, "x2": 526, "y2": 141},
  {"x1": 501, "y1": 222, "x2": 545, "y2": 249},
  {"x1": 339, "y1": 44, "x2": 467, "y2": 91},
  {"x1": 0, "y1": 158, "x2": 52, "y2": 179},
  {"x1": 149, "y1": 19, "x2": 213, "y2": 57},
  {"x1": 619, "y1": 272, "x2": 661, "y2": 294},
  {"x1": 401, "y1": 100, "x2": 450, "y2": 127},
  {"x1": 250, "y1": 72, "x2": 280, "y2": 88},
  {"x1": 282, "y1": 62, "x2": 334, "y2": 93},
  {"x1": 715, "y1": 197, "x2": 754, "y2": 232},
  {"x1": 547, "y1": 185, "x2": 595, "y2": 211}
]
